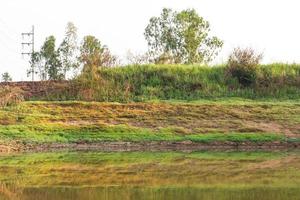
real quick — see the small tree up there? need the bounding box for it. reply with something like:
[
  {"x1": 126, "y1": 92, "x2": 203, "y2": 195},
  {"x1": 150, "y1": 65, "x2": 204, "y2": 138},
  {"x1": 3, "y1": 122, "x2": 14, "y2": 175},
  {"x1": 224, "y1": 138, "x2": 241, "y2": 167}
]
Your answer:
[
  {"x1": 226, "y1": 48, "x2": 263, "y2": 87},
  {"x1": 58, "y1": 22, "x2": 79, "y2": 79},
  {"x1": 1, "y1": 72, "x2": 12, "y2": 82},
  {"x1": 79, "y1": 35, "x2": 117, "y2": 70},
  {"x1": 40, "y1": 36, "x2": 63, "y2": 80},
  {"x1": 144, "y1": 8, "x2": 223, "y2": 64}
]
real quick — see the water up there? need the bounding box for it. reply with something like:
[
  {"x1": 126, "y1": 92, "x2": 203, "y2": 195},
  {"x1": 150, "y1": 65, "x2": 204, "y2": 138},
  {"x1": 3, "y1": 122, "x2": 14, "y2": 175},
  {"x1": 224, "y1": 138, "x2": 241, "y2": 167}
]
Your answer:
[{"x1": 0, "y1": 151, "x2": 299, "y2": 200}]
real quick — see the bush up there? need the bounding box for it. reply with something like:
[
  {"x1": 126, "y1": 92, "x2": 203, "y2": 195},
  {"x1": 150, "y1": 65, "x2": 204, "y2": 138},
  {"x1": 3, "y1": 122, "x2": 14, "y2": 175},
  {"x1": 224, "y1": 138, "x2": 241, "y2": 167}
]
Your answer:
[
  {"x1": 226, "y1": 48, "x2": 263, "y2": 87},
  {"x1": 0, "y1": 86, "x2": 24, "y2": 108}
]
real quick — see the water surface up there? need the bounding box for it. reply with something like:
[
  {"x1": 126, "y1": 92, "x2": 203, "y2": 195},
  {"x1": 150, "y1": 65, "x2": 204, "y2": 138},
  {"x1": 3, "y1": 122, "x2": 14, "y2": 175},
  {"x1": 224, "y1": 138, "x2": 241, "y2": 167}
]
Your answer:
[{"x1": 0, "y1": 151, "x2": 299, "y2": 200}]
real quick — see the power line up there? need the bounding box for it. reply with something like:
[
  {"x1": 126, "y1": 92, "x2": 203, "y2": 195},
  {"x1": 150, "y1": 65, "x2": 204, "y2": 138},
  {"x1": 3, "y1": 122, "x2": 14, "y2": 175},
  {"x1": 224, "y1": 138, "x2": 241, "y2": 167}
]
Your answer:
[{"x1": 21, "y1": 25, "x2": 35, "y2": 81}]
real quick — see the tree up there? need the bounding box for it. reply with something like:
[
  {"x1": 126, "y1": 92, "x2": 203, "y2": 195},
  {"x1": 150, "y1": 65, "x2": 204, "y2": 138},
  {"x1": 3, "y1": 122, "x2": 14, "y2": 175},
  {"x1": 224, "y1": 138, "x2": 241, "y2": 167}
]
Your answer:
[
  {"x1": 27, "y1": 52, "x2": 44, "y2": 80},
  {"x1": 58, "y1": 22, "x2": 79, "y2": 79},
  {"x1": 79, "y1": 35, "x2": 117, "y2": 71},
  {"x1": 1, "y1": 72, "x2": 12, "y2": 82},
  {"x1": 144, "y1": 8, "x2": 182, "y2": 64},
  {"x1": 40, "y1": 36, "x2": 63, "y2": 80},
  {"x1": 144, "y1": 8, "x2": 223, "y2": 64}
]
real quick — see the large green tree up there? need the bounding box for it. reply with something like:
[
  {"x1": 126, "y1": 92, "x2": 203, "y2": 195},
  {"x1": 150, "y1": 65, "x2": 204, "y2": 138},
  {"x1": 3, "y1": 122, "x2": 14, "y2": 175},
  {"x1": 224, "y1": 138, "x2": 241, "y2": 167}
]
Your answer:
[{"x1": 144, "y1": 8, "x2": 223, "y2": 64}]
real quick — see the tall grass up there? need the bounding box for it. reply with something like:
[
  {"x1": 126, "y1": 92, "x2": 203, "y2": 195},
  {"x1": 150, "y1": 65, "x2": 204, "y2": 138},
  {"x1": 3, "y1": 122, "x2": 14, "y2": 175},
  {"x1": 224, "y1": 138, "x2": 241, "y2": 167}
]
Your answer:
[
  {"x1": 0, "y1": 86, "x2": 24, "y2": 107},
  {"x1": 41, "y1": 64, "x2": 300, "y2": 101}
]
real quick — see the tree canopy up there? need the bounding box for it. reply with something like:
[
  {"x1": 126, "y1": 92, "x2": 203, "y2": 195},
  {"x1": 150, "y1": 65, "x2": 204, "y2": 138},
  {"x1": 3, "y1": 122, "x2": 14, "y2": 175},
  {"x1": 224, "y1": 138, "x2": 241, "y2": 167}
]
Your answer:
[{"x1": 144, "y1": 8, "x2": 223, "y2": 64}]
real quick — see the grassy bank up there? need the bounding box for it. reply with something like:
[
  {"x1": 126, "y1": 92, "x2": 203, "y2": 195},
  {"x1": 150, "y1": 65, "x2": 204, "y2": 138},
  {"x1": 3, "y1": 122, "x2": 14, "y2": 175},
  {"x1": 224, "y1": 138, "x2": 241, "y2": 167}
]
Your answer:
[
  {"x1": 46, "y1": 63, "x2": 300, "y2": 102},
  {"x1": 0, "y1": 99, "x2": 299, "y2": 147}
]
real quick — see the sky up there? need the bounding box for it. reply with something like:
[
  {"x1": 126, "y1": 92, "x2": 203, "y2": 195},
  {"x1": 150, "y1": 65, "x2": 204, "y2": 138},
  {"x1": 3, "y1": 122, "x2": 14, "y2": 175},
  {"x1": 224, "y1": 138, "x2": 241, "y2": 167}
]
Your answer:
[{"x1": 0, "y1": 0, "x2": 300, "y2": 81}]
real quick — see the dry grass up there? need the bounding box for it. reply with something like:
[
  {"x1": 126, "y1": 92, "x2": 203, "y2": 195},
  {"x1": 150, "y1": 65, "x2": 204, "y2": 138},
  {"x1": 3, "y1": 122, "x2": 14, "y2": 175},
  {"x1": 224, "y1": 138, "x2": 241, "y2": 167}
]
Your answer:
[
  {"x1": 0, "y1": 86, "x2": 24, "y2": 108},
  {"x1": 21, "y1": 101, "x2": 300, "y2": 135},
  {"x1": 0, "y1": 100, "x2": 299, "y2": 145}
]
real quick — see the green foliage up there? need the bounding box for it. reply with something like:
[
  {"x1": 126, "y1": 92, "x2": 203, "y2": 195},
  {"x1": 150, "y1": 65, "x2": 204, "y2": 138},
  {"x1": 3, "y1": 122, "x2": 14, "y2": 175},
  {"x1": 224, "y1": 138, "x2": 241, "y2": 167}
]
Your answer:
[
  {"x1": 32, "y1": 22, "x2": 80, "y2": 81},
  {"x1": 23, "y1": 64, "x2": 300, "y2": 101},
  {"x1": 144, "y1": 8, "x2": 223, "y2": 64},
  {"x1": 1, "y1": 72, "x2": 12, "y2": 82},
  {"x1": 39, "y1": 36, "x2": 64, "y2": 80},
  {"x1": 86, "y1": 64, "x2": 300, "y2": 101},
  {"x1": 79, "y1": 35, "x2": 117, "y2": 68},
  {"x1": 58, "y1": 22, "x2": 79, "y2": 79},
  {"x1": 226, "y1": 48, "x2": 263, "y2": 87}
]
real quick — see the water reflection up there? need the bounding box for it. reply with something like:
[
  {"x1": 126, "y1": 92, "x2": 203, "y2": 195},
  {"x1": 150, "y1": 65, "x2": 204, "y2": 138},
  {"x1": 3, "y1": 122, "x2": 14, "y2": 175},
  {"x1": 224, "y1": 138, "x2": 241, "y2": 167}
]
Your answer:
[
  {"x1": 0, "y1": 186, "x2": 298, "y2": 200},
  {"x1": 0, "y1": 151, "x2": 299, "y2": 200}
]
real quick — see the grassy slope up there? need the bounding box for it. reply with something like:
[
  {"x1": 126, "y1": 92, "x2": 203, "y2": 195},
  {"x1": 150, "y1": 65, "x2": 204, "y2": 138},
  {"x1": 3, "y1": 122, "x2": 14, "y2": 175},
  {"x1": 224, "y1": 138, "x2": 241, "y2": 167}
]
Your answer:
[
  {"x1": 40, "y1": 64, "x2": 300, "y2": 102},
  {"x1": 0, "y1": 98, "x2": 299, "y2": 144},
  {"x1": 89, "y1": 64, "x2": 300, "y2": 100}
]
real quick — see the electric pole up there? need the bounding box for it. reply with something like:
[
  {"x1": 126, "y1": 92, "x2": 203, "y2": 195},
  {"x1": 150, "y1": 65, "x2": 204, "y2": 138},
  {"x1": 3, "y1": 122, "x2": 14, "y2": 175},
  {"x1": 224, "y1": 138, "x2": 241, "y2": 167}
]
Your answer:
[{"x1": 21, "y1": 25, "x2": 35, "y2": 81}]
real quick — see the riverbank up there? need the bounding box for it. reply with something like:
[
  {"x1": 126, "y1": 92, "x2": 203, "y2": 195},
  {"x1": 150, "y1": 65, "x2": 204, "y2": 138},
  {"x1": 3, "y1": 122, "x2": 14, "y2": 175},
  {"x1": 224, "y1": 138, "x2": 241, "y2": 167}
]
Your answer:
[
  {"x1": 1, "y1": 141, "x2": 300, "y2": 153},
  {"x1": 0, "y1": 98, "x2": 299, "y2": 152}
]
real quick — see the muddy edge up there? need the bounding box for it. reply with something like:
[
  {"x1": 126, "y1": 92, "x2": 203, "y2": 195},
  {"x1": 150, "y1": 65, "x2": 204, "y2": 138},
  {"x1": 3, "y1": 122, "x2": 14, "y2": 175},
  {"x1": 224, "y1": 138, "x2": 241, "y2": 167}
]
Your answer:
[{"x1": 1, "y1": 141, "x2": 300, "y2": 153}]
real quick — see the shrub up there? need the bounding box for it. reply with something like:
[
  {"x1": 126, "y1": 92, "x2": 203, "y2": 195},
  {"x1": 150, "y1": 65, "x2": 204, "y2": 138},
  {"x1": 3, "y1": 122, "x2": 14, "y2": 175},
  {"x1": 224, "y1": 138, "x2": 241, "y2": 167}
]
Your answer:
[
  {"x1": 226, "y1": 48, "x2": 263, "y2": 87},
  {"x1": 0, "y1": 86, "x2": 24, "y2": 108}
]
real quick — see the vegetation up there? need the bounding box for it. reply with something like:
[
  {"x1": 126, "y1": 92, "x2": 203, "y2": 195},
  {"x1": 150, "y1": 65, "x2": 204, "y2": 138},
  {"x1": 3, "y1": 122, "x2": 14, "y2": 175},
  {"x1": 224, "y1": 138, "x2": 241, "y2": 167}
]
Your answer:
[
  {"x1": 226, "y1": 48, "x2": 263, "y2": 87},
  {"x1": 20, "y1": 10, "x2": 299, "y2": 105},
  {"x1": 29, "y1": 22, "x2": 117, "y2": 81},
  {"x1": 1, "y1": 72, "x2": 12, "y2": 82},
  {"x1": 144, "y1": 8, "x2": 223, "y2": 64},
  {"x1": 44, "y1": 63, "x2": 300, "y2": 102},
  {"x1": 0, "y1": 99, "x2": 299, "y2": 145},
  {"x1": 0, "y1": 86, "x2": 23, "y2": 108},
  {"x1": 0, "y1": 8, "x2": 299, "y2": 149},
  {"x1": 58, "y1": 22, "x2": 79, "y2": 79}
]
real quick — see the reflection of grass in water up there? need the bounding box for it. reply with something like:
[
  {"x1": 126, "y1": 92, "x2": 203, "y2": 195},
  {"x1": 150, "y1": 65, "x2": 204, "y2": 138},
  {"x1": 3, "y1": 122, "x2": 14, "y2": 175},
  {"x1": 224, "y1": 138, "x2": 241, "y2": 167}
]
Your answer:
[
  {"x1": 0, "y1": 151, "x2": 299, "y2": 189},
  {"x1": 0, "y1": 151, "x2": 288, "y2": 165},
  {"x1": 18, "y1": 186, "x2": 300, "y2": 200},
  {"x1": 0, "y1": 183, "x2": 23, "y2": 200}
]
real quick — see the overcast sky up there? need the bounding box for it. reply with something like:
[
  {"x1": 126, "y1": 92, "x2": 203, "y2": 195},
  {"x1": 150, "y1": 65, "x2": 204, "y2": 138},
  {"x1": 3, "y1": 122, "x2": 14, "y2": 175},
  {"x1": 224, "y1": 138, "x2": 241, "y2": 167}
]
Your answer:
[{"x1": 0, "y1": 0, "x2": 300, "y2": 81}]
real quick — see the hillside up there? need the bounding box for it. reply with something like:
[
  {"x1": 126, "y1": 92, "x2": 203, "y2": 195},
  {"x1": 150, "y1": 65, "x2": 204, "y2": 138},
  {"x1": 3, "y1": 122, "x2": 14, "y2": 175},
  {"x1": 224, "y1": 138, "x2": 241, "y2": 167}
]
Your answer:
[
  {"x1": 2, "y1": 64, "x2": 300, "y2": 101},
  {"x1": 0, "y1": 99, "x2": 299, "y2": 152}
]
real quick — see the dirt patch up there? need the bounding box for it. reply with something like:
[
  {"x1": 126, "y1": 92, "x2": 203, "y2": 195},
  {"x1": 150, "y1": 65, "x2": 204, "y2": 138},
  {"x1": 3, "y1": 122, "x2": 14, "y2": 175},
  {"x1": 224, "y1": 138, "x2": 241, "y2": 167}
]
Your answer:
[
  {"x1": 1, "y1": 141, "x2": 300, "y2": 153},
  {"x1": 241, "y1": 121, "x2": 285, "y2": 134},
  {"x1": 0, "y1": 142, "x2": 24, "y2": 153}
]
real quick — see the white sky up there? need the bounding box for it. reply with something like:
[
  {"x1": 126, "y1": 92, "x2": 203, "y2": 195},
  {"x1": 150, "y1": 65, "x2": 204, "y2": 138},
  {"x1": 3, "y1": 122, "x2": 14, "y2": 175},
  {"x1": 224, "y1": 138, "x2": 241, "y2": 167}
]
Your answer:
[{"x1": 0, "y1": 0, "x2": 300, "y2": 81}]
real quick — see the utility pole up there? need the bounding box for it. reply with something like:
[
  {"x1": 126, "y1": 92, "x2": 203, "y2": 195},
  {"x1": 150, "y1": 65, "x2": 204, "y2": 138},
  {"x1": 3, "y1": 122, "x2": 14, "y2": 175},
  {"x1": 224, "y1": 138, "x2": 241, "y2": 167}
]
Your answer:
[{"x1": 21, "y1": 25, "x2": 35, "y2": 81}]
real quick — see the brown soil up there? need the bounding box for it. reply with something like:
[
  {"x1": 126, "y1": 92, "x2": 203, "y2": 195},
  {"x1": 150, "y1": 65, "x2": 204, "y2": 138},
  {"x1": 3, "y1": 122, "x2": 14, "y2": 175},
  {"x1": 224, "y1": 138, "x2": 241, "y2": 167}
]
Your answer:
[{"x1": 1, "y1": 141, "x2": 300, "y2": 153}]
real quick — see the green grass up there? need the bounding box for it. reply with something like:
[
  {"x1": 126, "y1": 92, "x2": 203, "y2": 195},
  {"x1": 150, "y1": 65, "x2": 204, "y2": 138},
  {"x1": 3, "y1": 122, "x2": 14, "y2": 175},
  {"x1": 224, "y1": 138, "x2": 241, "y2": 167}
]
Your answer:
[
  {"x1": 0, "y1": 99, "x2": 299, "y2": 146},
  {"x1": 40, "y1": 63, "x2": 300, "y2": 102},
  {"x1": 0, "y1": 124, "x2": 284, "y2": 143}
]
